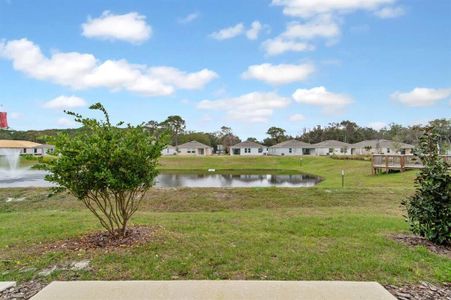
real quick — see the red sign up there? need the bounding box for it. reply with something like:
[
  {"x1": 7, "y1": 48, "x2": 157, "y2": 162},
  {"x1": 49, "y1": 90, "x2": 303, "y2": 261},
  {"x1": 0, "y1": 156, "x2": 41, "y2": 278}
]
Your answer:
[{"x1": 0, "y1": 112, "x2": 8, "y2": 129}]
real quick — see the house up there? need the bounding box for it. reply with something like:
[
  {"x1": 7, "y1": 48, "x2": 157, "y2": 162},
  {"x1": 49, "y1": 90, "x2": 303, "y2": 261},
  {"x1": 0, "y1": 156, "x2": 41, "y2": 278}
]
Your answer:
[
  {"x1": 351, "y1": 139, "x2": 414, "y2": 155},
  {"x1": 268, "y1": 139, "x2": 314, "y2": 156},
  {"x1": 312, "y1": 140, "x2": 351, "y2": 156},
  {"x1": 230, "y1": 141, "x2": 267, "y2": 156},
  {"x1": 161, "y1": 146, "x2": 177, "y2": 156},
  {"x1": 0, "y1": 139, "x2": 53, "y2": 155},
  {"x1": 177, "y1": 141, "x2": 213, "y2": 156}
]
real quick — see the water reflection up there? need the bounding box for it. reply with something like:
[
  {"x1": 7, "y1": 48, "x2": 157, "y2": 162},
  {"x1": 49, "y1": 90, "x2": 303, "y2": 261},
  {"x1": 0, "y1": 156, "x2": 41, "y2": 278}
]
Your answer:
[
  {"x1": 156, "y1": 173, "x2": 320, "y2": 188},
  {"x1": 0, "y1": 170, "x2": 320, "y2": 188}
]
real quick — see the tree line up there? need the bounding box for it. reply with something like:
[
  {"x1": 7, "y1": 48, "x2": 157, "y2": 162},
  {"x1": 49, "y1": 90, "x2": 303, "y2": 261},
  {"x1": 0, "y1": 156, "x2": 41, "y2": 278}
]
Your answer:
[{"x1": 1, "y1": 117, "x2": 450, "y2": 153}]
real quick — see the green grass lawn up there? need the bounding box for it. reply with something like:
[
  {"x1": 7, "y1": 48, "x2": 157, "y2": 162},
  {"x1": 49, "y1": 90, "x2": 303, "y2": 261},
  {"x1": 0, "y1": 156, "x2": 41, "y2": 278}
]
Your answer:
[{"x1": 0, "y1": 156, "x2": 449, "y2": 285}]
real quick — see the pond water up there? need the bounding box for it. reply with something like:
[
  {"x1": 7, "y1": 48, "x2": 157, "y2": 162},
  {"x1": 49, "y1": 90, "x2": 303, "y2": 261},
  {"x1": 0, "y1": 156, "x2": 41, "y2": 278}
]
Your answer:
[
  {"x1": 156, "y1": 173, "x2": 320, "y2": 188},
  {"x1": 0, "y1": 169, "x2": 321, "y2": 188}
]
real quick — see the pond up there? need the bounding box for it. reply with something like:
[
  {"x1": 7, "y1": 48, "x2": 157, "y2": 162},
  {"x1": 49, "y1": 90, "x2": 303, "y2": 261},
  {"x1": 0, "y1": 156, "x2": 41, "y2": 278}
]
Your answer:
[{"x1": 0, "y1": 169, "x2": 321, "y2": 188}]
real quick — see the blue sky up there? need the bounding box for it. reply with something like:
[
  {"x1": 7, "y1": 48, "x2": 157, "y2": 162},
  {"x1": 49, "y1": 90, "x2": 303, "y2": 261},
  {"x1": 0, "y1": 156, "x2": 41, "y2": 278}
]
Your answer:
[{"x1": 0, "y1": 0, "x2": 450, "y2": 139}]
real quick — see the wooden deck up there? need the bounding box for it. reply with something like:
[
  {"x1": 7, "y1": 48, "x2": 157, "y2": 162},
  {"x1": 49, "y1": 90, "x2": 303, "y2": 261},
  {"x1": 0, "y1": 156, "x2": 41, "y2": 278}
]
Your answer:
[{"x1": 371, "y1": 154, "x2": 451, "y2": 174}]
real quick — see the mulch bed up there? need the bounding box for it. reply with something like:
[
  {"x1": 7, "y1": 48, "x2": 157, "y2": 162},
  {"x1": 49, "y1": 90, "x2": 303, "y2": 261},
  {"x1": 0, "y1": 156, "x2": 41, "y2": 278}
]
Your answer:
[
  {"x1": 390, "y1": 234, "x2": 450, "y2": 258},
  {"x1": 385, "y1": 282, "x2": 451, "y2": 300},
  {"x1": 42, "y1": 225, "x2": 160, "y2": 252},
  {"x1": 0, "y1": 280, "x2": 45, "y2": 300}
]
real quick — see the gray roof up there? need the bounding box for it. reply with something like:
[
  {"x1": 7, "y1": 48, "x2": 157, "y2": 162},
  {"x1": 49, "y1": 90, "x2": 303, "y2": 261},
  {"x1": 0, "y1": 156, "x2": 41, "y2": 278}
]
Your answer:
[
  {"x1": 270, "y1": 139, "x2": 312, "y2": 148},
  {"x1": 313, "y1": 140, "x2": 351, "y2": 148},
  {"x1": 231, "y1": 141, "x2": 264, "y2": 148},
  {"x1": 352, "y1": 139, "x2": 414, "y2": 149},
  {"x1": 178, "y1": 140, "x2": 212, "y2": 149}
]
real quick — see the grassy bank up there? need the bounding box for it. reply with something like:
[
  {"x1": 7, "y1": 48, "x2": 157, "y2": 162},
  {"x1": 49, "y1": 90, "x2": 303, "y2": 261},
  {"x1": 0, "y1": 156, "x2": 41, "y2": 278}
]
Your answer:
[{"x1": 1, "y1": 156, "x2": 449, "y2": 285}]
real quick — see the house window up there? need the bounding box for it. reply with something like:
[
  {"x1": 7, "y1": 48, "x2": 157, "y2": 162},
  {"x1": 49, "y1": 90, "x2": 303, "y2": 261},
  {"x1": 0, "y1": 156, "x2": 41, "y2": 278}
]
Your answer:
[
  {"x1": 34, "y1": 148, "x2": 38, "y2": 154},
  {"x1": 258, "y1": 148, "x2": 263, "y2": 153},
  {"x1": 23, "y1": 148, "x2": 27, "y2": 153},
  {"x1": 340, "y1": 148, "x2": 347, "y2": 153},
  {"x1": 289, "y1": 148, "x2": 292, "y2": 153},
  {"x1": 244, "y1": 148, "x2": 251, "y2": 153},
  {"x1": 387, "y1": 148, "x2": 390, "y2": 153},
  {"x1": 329, "y1": 148, "x2": 334, "y2": 154}
]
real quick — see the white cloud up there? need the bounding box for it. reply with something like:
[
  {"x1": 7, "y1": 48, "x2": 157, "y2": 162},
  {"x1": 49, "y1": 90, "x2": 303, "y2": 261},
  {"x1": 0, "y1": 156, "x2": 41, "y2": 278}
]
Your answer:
[
  {"x1": 242, "y1": 63, "x2": 315, "y2": 85},
  {"x1": 0, "y1": 38, "x2": 217, "y2": 97},
  {"x1": 292, "y1": 86, "x2": 352, "y2": 113},
  {"x1": 262, "y1": 38, "x2": 314, "y2": 56},
  {"x1": 391, "y1": 87, "x2": 451, "y2": 107},
  {"x1": 271, "y1": 0, "x2": 397, "y2": 18},
  {"x1": 246, "y1": 21, "x2": 263, "y2": 40},
  {"x1": 210, "y1": 23, "x2": 245, "y2": 40},
  {"x1": 43, "y1": 95, "x2": 87, "y2": 109},
  {"x1": 289, "y1": 113, "x2": 305, "y2": 121},
  {"x1": 267, "y1": 1, "x2": 402, "y2": 55},
  {"x1": 282, "y1": 17, "x2": 340, "y2": 40},
  {"x1": 178, "y1": 12, "x2": 200, "y2": 24},
  {"x1": 211, "y1": 21, "x2": 265, "y2": 41},
  {"x1": 262, "y1": 16, "x2": 338, "y2": 56},
  {"x1": 57, "y1": 117, "x2": 76, "y2": 127},
  {"x1": 198, "y1": 92, "x2": 290, "y2": 122},
  {"x1": 374, "y1": 6, "x2": 405, "y2": 18},
  {"x1": 82, "y1": 11, "x2": 152, "y2": 44},
  {"x1": 367, "y1": 121, "x2": 387, "y2": 130}
]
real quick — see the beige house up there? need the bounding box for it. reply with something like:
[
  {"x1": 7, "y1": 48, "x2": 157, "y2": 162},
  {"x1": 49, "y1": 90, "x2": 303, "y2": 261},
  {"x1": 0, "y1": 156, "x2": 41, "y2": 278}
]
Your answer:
[
  {"x1": 0, "y1": 139, "x2": 53, "y2": 155},
  {"x1": 230, "y1": 141, "x2": 267, "y2": 156},
  {"x1": 351, "y1": 139, "x2": 414, "y2": 155},
  {"x1": 268, "y1": 140, "x2": 314, "y2": 156},
  {"x1": 313, "y1": 140, "x2": 351, "y2": 156},
  {"x1": 161, "y1": 146, "x2": 177, "y2": 156},
  {"x1": 177, "y1": 141, "x2": 213, "y2": 156}
]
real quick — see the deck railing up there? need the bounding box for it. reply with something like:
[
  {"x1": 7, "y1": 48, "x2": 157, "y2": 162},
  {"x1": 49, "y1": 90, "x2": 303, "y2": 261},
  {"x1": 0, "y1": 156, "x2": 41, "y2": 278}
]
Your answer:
[{"x1": 371, "y1": 154, "x2": 450, "y2": 174}]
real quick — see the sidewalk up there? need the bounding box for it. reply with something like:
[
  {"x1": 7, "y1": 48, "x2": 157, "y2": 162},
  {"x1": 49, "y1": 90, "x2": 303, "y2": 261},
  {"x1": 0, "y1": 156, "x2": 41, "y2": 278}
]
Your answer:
[{"x1": 31, "y1": 280, "x2": 396, "y2": 300}]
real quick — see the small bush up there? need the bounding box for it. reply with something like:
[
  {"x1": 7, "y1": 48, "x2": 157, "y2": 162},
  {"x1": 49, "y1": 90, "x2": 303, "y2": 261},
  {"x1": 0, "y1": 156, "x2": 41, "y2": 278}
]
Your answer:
[
  {"x1": 42, "y1": 103, "x2": 167, "y2": 237},
  {"x1": 330, "y1": 155, "x2": 371, "y2": 161},
  {"x1": 402, "y1": 126, "x2": 450, "y2": 245}
]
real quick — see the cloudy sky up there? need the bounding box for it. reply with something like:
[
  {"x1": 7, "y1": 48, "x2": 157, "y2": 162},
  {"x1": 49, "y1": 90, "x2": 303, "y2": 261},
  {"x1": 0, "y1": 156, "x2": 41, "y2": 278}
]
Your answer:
[{"x1": 0, "y1": 0, "x2": 450, "y2": 139}]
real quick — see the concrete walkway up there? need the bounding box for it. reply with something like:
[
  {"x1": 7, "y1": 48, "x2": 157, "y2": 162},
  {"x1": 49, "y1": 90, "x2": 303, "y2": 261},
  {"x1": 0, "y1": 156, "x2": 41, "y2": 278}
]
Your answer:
[
  {"x1": 0, "y1": 281, "x2": 16, "y2": 292},
  {"x1": 31, "y1": 281, "x2": 396, "y2": 300}
]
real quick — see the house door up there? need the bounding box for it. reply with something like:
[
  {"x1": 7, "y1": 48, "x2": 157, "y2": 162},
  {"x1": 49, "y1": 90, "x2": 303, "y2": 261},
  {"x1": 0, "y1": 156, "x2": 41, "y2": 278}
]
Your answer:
[{"x1": 198, "y1": 148, "x2": 205, "y2": 155}]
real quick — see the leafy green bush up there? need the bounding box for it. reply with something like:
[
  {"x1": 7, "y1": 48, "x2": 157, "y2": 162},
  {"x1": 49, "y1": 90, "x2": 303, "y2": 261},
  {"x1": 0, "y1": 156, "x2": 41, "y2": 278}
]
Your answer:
[
  {"x1": 330, "y1": 154, "x2": 371, "y2": 161},
  {"x1": 402, "y1": 126, "x2": 450, "y2": 245},
  {"x1": 43, "y1": 103, "x2": 167, "y2": 237}
]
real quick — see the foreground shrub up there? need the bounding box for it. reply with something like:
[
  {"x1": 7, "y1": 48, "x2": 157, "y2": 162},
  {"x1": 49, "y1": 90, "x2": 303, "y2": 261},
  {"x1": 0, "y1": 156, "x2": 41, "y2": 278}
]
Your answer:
[
  {"x1": 402, "y1": 126, "x2": 450, "y2": 245},
  {"x1": 43, "y1": 103, "x2": 166, "y2": 237}
]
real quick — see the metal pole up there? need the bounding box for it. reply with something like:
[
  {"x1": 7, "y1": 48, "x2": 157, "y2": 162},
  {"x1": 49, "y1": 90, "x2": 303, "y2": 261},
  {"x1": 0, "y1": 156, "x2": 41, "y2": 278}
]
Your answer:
[{"x1": 341, "y1": 170, "x2": 344, "y2": 188}]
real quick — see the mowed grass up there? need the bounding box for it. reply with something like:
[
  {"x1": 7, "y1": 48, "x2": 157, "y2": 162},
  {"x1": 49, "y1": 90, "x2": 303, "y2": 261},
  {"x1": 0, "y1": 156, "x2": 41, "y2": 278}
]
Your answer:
[{"x1": 0, "y1": 156, "x2": 449, "y2": 285}]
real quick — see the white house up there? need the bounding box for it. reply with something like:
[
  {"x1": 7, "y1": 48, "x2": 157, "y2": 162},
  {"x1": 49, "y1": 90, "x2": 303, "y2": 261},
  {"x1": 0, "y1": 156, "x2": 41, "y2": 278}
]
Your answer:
[
  {"x1": 268, "y1": 140, "x2": 314, "y2": 156},
  {"x1": 230, "y1": 141, "x2": 267, "y2": 156},
  {"x1": 351, "y1": 139, "x2": 414, "y2": 155},
  {"x1": 0, "y1": 139, "x2": 53, "y2": 155},
  {"x1": 312, "y1": 140, "x2": 351, "y2": 156},
  {"x1": 161, "y1": 146, "x2": 177, "y2": 156},
  {"x1": 177, "y1": 141, "x2": 213, "y2": 156}
]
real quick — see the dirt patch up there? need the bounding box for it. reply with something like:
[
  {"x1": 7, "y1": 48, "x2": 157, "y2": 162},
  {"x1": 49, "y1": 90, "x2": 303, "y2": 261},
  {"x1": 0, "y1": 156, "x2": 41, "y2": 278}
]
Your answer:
[
  {"x1": 42, "y1": 225, "x2": 161, "y2": 252},
  {"x1": 390, "y1": 234, "x2": 450, "y2": 258},
  {"x1": 385, "y1": 282, "x2": 451, "y2": 300}
]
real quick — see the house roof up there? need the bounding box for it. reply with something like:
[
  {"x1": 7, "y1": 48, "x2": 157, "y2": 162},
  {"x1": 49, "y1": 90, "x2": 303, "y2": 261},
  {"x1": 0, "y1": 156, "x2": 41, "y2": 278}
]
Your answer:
[
  {"x1": 270, "y1": 139, "x2": 312, "y2": 148},
  {"x1": 0, "y1": 140, "x2": 42, "y2": 149},
  {"x1": 178, "y1": 140, "x2": 212, "y2": 149},
  {"x1": 312, "y1": 140, "x2": 351, "y2": 148},
  {"x1": 231, "y1": 141, "x2": 264, "y2": 148},
  {"x1": 352, "y1": 139, "x2": 414, "y2": 149}
]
